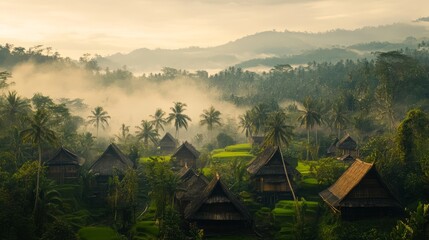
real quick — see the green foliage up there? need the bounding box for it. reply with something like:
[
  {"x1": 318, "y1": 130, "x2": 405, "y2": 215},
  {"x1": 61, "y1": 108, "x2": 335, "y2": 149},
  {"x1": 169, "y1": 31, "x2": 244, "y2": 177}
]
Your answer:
[
  {"x1": 390, "y1": 202, "x2": 428, "y2": 240},
  {"x1": 309, "y1": 158, "x2": 347, "y2": 185},
  {"x1": 77, "y1": 226, "x2": 122, "y2": 240},
  {"x1": 41, "y1": 220, "x2": 77, "y2": 240},
  {"x1": 216, "y1": 132, "x2": 236, "y2": 148},
  {"x1": 159, "y1": 207, "x2": 185, "y2": 240}
]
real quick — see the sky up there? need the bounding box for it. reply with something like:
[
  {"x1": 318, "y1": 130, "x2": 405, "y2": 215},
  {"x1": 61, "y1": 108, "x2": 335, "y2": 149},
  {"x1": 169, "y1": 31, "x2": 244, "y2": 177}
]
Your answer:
[{"x1": 0, "y1": 0, "x2": 428, "y2": 59}]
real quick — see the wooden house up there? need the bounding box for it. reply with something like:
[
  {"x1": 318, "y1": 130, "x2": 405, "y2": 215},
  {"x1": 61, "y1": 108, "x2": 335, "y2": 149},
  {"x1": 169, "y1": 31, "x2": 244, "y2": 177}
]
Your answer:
[
  {"x1": 247, "y1": 146, "x2": 300, "y2": 205},
  {"x1": 159, "y1": 132, "x2": 177, "y2": 154},
  {"x1": 175, "y1": 166, "x2": 209, "y2": 214},
  {"x1": 171, "y1": 141, "x2": 200, "y2": 170},
  {"x1": 45, "y1": 147, "x2": 83, "y2": 184},
  {"x1": 89, "y1": 143, "x2": 134, "y2": 199},
  {"x1": 336, "y1": 134, "x2": 358, "y2": 156},
  {"x1": 184, "y1": 174, "x2": 252, "y2": 235},
  {"x1": 319, "y1": 159, "x2": 402, "y2": 220}
]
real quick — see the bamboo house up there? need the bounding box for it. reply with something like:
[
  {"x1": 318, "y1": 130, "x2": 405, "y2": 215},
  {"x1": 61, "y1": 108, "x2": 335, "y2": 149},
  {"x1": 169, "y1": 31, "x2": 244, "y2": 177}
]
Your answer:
[{"x1": 319, "y1": 159, "x2": 402, "y2": 220}]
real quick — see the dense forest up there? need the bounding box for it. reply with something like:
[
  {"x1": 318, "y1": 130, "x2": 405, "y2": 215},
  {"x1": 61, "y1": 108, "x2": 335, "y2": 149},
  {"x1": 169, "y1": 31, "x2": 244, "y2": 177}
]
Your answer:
[{"x1": 0, "y1": 42, "x2": 428, "y2": 240}]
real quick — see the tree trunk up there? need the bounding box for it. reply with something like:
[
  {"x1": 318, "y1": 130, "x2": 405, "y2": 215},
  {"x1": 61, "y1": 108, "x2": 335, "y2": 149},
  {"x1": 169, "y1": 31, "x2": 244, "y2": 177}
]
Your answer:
[
  {"x1": 33, "y1": 144, "x2": 41, "y2": 213},
  {"x1": 306, "y1": 129, "x2": 310, "y2": 160}
]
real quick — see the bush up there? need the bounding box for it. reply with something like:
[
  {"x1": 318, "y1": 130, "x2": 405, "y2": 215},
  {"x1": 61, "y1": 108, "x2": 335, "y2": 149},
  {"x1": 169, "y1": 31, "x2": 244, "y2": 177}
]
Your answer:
[{"x1": 310, "y1": 158, "x2": 347, "y2": 185}]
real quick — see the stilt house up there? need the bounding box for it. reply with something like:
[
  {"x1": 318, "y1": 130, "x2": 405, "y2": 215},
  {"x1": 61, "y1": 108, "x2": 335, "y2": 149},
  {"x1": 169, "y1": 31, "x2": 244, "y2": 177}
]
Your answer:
[
  {"x1": 184, "y1": 174, "x2": 252, "y2": 235},
  {"x1": 319, "y1": 159, "x2": 402, "y2": 220},
  {"x1": 171, "y1": 141, "x2": 200, "y2": 170},
  {"x1": 336, "y1": 134, "x2": 358, "y2": 156},
  {"x1": 159, "y1": 132, "x2": 177, "y2": 154},
  {"x1": 45, "y1": 147, "x2": 84, "y2": 184},
  {"x1": 247, "y1": 146, "x2": 300, "y2": 205}
]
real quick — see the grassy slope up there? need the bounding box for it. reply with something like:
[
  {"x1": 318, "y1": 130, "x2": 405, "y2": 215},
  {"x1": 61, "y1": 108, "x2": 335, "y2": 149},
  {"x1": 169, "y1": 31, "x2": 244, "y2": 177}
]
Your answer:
[{"x1": 77, "y1": 227, "x2": 121, "y2": 240}]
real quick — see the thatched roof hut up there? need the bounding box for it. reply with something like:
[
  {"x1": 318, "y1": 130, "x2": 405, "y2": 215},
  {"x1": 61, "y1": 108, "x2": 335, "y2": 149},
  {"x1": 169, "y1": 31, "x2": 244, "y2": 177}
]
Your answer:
[
  {"x1": 45, "y1": 147, "x2": 84, "y2": 183},
  {"x1": 184, "y1": 174, "x2": 252, "y2": 235},
  {"x1": 90, "y1": 143, "x2": 134, "y2": 176},
  {"x1": 319, "y1": 159, "x2": 402, "y2": 220},
  {"x1": 159, "y1": 132, "x2": 178, "y2": 154},
  {"x1": 171, "y1": 141, "x2": 200, "y2": 170},
  {"x1": 247, "y1": 146, "x2": 300, "y2": 205},
  {"x1": 175, "y1": 166, "x2": 209, "y2": 214},
  {"x1": 326, "y1": 137, "x2": 339, "y2": 156},
  {"x1": 336, "y1": 134, "x2": 357, "y2": 151}
]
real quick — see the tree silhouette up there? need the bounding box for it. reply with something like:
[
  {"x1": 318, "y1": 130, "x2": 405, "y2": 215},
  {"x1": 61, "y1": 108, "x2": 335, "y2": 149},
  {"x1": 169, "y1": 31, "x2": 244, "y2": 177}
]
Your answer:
[
  {"x1": 87, "y1": 106, "x2": 110, "y2": 137},
  {"x1": 21, "y1": 109, "x2": 57, "y2": 214},
  {"x1": 264, "y1": 110, "x2": 294, "y2": 148},
  {"x1": 200, "y1": 106, "x2": 222, "y2": 141},
  {"x1": 166, "y1": 102, "x2": 191, "y2": 139},
  {"x1": 298, "y1": 97, "x2": 321, "y2": 160},
  {"x1": 238, "y1": 111, "x2": 254, "y2": 141},
  {"x1": 135, "y1": 120, "x2": 159, "y2": 148},
  {"x1": 150, "y1": 108, "x2": 168, "y2": 132}
]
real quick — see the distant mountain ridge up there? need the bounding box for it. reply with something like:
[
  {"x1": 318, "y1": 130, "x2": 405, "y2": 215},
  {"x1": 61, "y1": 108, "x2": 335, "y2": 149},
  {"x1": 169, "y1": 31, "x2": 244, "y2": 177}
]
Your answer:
[{"x1": 99, "y1": 22, "x2": 429, "y2": 72}]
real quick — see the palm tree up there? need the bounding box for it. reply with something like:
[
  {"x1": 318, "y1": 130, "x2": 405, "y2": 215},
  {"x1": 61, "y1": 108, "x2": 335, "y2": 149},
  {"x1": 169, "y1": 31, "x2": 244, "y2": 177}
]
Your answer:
[
  {"x1": 166, "y1": 102, "x2": 191, "y2": 139},
  {"x1": 150, "y1": 108, "x2": 168, "y2": 132},
  {"x1": 21, "y1": 109, "x2": 57, "y2": 213},
  {"x1": 2, "y1": 90, "x2": 30, "y2": 125},
  {"x1": 263, "y1": 110, "x2": 294, "y2": 148},
  {"x1": 330, "y1": 102, "x2": 349, "y2": 138},
  {"x1": 298, "y1": 97, "x2": 322, "y2": 160},
  {"x1": 135, "y1": 120, "x2": 159, "y2": 147},
  {"x1": 200, "y1": 106, "x2": 222, "y2": 141},
  {"x1": 116, "y1": 123, "x2": 131, "y2": 144},
  {"x1": 238, "y1": 111, "x2": 254, "y2": 141},
  {"x1": 87, "y1": 106, "x2": 110, "y2": 137},
  {"x1": 251, "y1": 103, "x2": 270, "y2": 135},
  {"x1": 263, "y1": 110, "x2": 298, "y2": 211}
]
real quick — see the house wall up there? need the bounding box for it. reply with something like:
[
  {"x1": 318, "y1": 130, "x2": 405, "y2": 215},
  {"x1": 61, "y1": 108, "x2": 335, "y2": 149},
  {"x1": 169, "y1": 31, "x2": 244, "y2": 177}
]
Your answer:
[{"x1": 47, "y1": 165, "x2": 79, "y2": 184}]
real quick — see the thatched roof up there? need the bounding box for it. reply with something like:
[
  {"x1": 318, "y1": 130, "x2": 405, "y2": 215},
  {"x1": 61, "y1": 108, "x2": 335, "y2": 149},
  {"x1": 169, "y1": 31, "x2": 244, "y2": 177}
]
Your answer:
[
  {"x1": 172, "y1": 141, "x2": 200, "y2": 159},
  {"x1": 247, "y1": 146, "x2": 300, "y2": 177},
  {"x1": 90, "y1": 143, "x2": 134, "y2": 176},
  {"x1": 327, "y1": 138, "x2": 339, "y2": 154},
  {"x1": 184, "y1": 175, "x2": 251, "y2": 221},
  {"x1": 159, "y1": 133, "x2": 177, "y2": 146},
  {"x1": 336, "y1": 134, "x2": 357, "y2": 150},
  {"x1": 45, "y1": 147, "x2": 84, "y2": 166},
  {"x1": 319, "y1": 159, "x2": 400, "y2": 210},
  {"x1": 176, "y1": 166, "x2": 209, "y2": 202}
]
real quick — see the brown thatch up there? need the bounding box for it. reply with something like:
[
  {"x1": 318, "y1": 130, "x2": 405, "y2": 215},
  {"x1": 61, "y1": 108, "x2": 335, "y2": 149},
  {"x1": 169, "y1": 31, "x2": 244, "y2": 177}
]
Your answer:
[
  {"x1": 319, "y1": 159, "x2": 401, "y2": 212},
  {"x1": 247, "y1": 146, "x2": 300, "y2": 177},
  {"x1": 184, "y1": 175, "x2": 251, "y2": 221},
  {"x1": 90, "y1": 143, "x2": 134, "y2": 176},
  {"x1": 172, "y1": 141, "x2": 200, "y2": 159},
  {"x1": 176, "y1": 166, "x2": 209, "y2": 203},
  {"x1": 45, "y1": 147, "x2": 83, "y2": 166},
  {"x1": 336, "y1": 134, "x2": 357, "y2": 150}
]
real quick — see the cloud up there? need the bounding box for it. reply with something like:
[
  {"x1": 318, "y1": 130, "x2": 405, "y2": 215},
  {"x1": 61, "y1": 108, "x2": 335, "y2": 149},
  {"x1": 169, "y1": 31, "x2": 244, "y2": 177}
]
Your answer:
[{"x1": 7, "y1": 62, "x2": 244, "y2": 140}]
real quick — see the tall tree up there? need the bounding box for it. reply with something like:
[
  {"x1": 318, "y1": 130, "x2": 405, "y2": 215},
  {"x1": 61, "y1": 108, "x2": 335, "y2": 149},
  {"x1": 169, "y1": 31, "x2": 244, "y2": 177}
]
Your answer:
[
  {"x1": 135, "y1": 120, "x2": 159, "y2": 148},
  {"x1": 2, "y1": 90, "x2": 30, "y2": 126},
  {"x1": 200, "y1": 106, "x2": 222, "y2": 140},
  {"x1": 329, "y1": 102, "x2": 349, "y2": 138},
  {"x1": 298, "y1": 97, "x2": 322, "y2": 160},
  {"x1": 263, "y1": 110, "x2": 294, "y2": 148},
  {"x1": 238, "y1": 110, "x2": 254, "y2": 141},
  {"x1": 21, "y1": 109, "x2": 57, "y2": 213},
  {"x1": 87, "y1": 106, "x2": 110, "y2": 137},
  {"x1": 150, "y1": 108, "x2": 168, "y2": 132},
  {"x1": 116, "y1": 123, "x2": 131, "y2": 145},
  {"x1": 166, "y1": 102, "x2": 191, "y2": 139}
]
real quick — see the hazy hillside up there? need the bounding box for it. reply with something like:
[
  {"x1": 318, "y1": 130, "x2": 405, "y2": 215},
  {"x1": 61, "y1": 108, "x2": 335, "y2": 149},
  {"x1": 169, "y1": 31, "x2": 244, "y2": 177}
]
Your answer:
[{"x1": 99, "y1": 22, "x2": 429, "y2": 72}]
